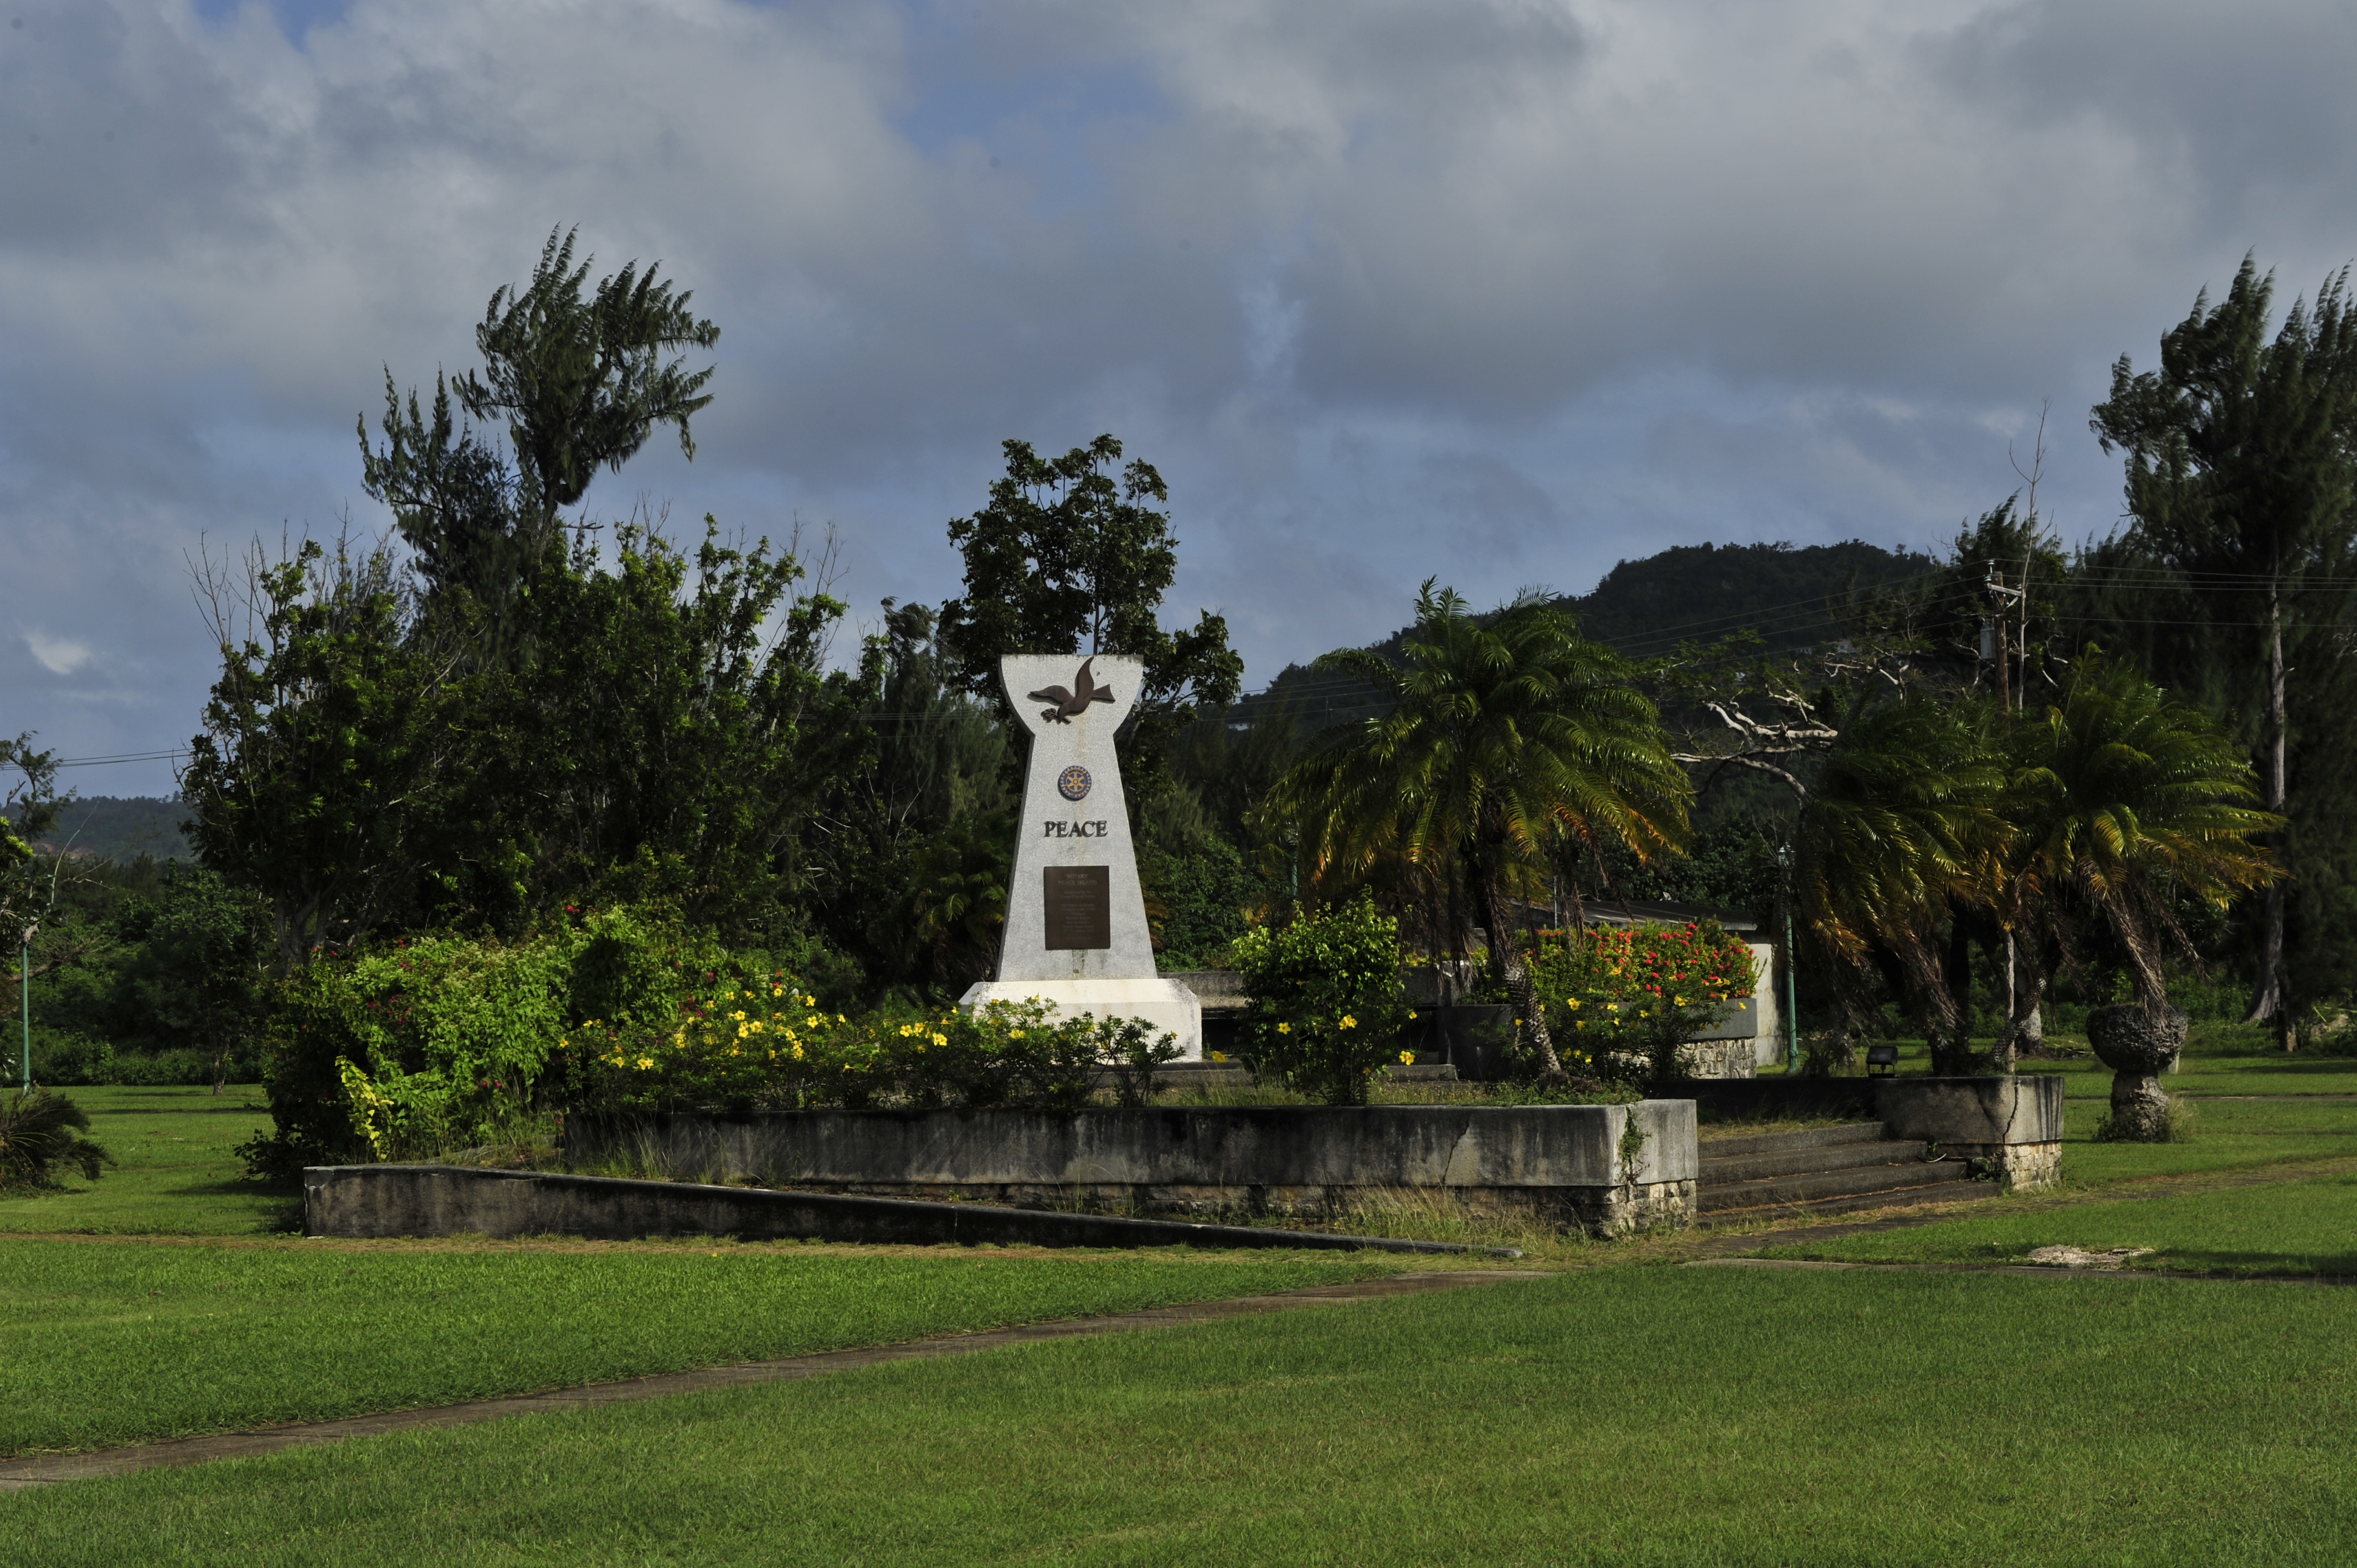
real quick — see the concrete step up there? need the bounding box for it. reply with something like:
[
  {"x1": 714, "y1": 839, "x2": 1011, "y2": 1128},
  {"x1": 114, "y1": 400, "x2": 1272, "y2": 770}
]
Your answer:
[
  {"x1": 1700, "y1": 1138, "x2": 1931, "y2": 1185},
  {"x1": 1695, "y1": 1121, "x2": 1886, "y2": 1160},
  {"x1": 1698, "y1": 1155, "x2": 1973, "y2": 1214},
  {"x1": 1705, "y1": 1175, "x2": 1993, "y2": 1223}
]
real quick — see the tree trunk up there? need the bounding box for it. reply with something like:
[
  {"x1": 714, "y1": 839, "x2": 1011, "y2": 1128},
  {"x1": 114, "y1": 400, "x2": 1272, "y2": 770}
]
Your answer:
[
  {"x1": 1930, "y1": 921, "x2": 1977, "y2": 1075},
  {"x1": 1479, "y1": 868, "x2": 1562, "y2": 1080},
  {"x1": 2247, "y1": 574, "x2": 2289, "y2": 1033},
  {"x1": 1998, "y1": 939, "x2": 2046, "y2": 1066}
]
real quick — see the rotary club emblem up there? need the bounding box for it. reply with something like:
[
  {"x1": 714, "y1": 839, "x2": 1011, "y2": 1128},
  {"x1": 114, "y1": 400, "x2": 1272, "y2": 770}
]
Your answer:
[{"x1": 1057, "y1": 764, "x2": 1093, "y2": 802}]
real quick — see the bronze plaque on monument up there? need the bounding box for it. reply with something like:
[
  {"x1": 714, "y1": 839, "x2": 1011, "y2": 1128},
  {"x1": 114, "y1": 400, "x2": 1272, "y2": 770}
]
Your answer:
[{"x1": 1042, "y1": 865, "x2": 1112, "y2": 950}]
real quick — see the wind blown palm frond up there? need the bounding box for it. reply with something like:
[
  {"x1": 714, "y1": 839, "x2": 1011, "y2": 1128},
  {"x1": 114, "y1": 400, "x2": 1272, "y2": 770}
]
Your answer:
[
  {"x1": 1799, "y1": 698, "x2": 2011, "y2": 1039},
  {"x1": 2009, "y1": 656, "x2": 2279, "y2": 1012},
  {"x1": 1262, "y1": 580, "x2": 1691, "y2": 1079}
]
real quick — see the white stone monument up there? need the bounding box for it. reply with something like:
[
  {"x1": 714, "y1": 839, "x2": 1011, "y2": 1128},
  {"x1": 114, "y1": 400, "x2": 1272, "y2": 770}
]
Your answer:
[{"x1": 956, "y1": 653, "x2": 1204, "y2": 1058}]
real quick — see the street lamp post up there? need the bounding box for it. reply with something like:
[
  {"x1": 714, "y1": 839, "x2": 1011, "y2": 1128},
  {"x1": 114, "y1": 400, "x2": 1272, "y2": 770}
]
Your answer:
[{"x1": 1774, "y1": 845, "x2": 1800, "y2": 1074}]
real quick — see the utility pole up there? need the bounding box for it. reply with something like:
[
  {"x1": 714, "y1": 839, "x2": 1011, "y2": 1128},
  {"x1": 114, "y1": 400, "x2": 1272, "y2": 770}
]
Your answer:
[
  {"x1": 1775, "y1": 844, "x2": 1799, "y2": 1074},
  {"x1": 19, "y1": 923, "x2": 30, "y2": 1092},
  {"x1": 1986, "y1": 565, "x2": 2019, "y2": 716}
]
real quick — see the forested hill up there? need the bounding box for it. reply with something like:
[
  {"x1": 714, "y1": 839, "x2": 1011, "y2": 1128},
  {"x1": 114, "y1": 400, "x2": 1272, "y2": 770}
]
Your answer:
[
  {"x1": 1564, "y1": 539, "x2": 1936, "y2": 657},
  {"x1": 12, "y1": 795, "x2": 192, "y2": 862},
  {"x1": 1251, "y1": 538, "x2": 1936, "y2": 728}
]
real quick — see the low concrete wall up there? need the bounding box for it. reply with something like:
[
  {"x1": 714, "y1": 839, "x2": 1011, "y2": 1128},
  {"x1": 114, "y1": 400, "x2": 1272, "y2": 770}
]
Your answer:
[
  {"x1": 567, "y1": 1102, "x2": 1700, "y2": 1236},
  {"x1": 1877, "y1": 1075, "x2": 2065, "y2": 1193},
  {"x1": 303, "y1": 1166, "x2": 1491, "y2": 1252}
]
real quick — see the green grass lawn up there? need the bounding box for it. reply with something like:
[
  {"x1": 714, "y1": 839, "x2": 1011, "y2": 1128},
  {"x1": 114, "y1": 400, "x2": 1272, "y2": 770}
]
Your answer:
[
  {"x1": 0, "y1": 1238, "x2": 1400, "y2": 1457},
  {"x1": 1813, "y1": 1022, "x2": 2357, "y2": 1098},
  {"x1": 2058, "y1": 1095, "x2": 2357, "y2": 1184},
  {"x1": 8, "y1": 1265, "x2": 2353, "y2": 1566},
  {"x1": 0, "y1": 1085, "x2": 292, "y2": 1236},
  {"x1": 1752, "y1": 1168, "x2": 2357, "y2": 1277}
]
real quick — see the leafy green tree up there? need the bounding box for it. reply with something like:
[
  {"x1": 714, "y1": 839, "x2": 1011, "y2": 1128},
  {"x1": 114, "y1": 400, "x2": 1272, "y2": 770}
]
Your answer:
[
  {"x1": 457, "y1": 517, "x2": 867, "y2": 936},
  {"x1": 937, "y1": 436, "x2": 1243, "y2": 757},
  {"x1": 183, "y1": 535, "x2": 448, "y2": 967},
  {"x1": 1264, "y1": 582, "x2": 1691, "y2": 1081},
  {"x1": 2090, "y1": 257, "x2": 2357, "y2": 1029},
  {"x1": 110, "y1": 868, "x2": 272, "y2": 1094},
  {"x1": 361, "y1": 227, "x2": 718, "y2": 641},
  {"x1": 807, "y1": 601, "x2": 1012, "y2": 994},
  {"x1": 191, "y1": 235, "x2": 865, "y2": 960}
]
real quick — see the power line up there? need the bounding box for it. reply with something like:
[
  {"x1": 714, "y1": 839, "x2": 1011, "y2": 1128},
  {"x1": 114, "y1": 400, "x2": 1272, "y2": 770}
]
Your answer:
[{"x1": 48, "y1": 749, "x2": 189, "y2": 770}]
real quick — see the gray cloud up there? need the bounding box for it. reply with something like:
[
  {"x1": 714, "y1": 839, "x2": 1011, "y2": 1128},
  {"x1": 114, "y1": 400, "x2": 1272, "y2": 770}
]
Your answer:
[{"x1": 2, "y1": 0, "x2": 2354, "y2": 795}]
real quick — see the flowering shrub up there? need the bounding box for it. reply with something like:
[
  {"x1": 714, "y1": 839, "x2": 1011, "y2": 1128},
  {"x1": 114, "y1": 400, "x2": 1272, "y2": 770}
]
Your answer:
[
  {"x1": 1522, "y1": 921, "x2": 1757, "y2": 1081},
  {"x1": 563, "y1": 995, "x2": 1180, "y2": 1114},
  {"x1": 241, "y1": 906, "x2": 1186, "y2": 1175},
  {"x1": 1231, "y1": 896, "x2": 1414, "y2": 1105}
]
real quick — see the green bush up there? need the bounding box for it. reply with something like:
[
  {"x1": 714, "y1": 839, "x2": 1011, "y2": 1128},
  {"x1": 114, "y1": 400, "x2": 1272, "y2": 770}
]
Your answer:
[
  {"x1": 241, "y1": 906, "x2": 711, "y2": 1174},
  {"x1": 1231, "y1": 898, "x2": 1413, "y2": 1105},
  {"x1": 241, "y1": 905, "x2": 1187, "y2": 1177},
  {"x1": 0, "y1": 1087, "x2": 115, "y2": 1190},
  {"x1": 31, "y1": 1033, "x2": 265, "y2": 1087}
]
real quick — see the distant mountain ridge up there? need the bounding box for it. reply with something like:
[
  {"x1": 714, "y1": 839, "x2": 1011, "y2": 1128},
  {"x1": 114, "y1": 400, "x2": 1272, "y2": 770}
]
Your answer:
[
  {"x1": 14, "y1": 795, "x2": 192, "y2": 862},
  {"x1": 1249, "y1": 537, "x2": 1936, "y2": 729},
  {"x1": 1562, "y1": 539, "x2": 1936, "y2": 656}
]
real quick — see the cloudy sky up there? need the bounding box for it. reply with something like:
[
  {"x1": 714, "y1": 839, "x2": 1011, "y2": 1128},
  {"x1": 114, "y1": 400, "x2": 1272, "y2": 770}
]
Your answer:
[{"x1": 6, "y1": 0, "x2": 2355, "y2": 796}]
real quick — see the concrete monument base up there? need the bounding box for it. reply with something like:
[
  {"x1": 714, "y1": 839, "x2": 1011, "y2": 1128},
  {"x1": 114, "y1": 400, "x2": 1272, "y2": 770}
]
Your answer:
[{"x1": 958, "y1": 977, "x2": 1204, "y2": 1061}]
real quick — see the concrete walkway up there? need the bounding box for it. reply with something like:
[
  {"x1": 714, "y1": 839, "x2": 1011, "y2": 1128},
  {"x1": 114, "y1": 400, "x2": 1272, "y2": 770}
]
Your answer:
[{"x1": 0, "y1": 1268, "x2": 1548, "y2": 1492}]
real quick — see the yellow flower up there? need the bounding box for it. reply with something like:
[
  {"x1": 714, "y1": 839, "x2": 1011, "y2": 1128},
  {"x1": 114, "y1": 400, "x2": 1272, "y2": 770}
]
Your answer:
[
  {"x1": 636, "y1": 1056, "x2": 655, "y2": 1070},
  {"x1": 1672, "y1": 996, "x2": 1685, "y2": 1007},
  {"x1": 791, "y1": 1044, "x2": 805, "y2": 1060},
  {"x1": 1210, "y1": 1050, "x2": 1227, "y2": 1062},
  {"x1": 737, "y1": 1024, "x2": 749, "y2": 1038},
  {"x1": 807, "y1": 1015, "x2": 821, "y2": 1028},
  {"x1": 1010, "y1": 1029, "x2": 1025, "y2": 1040},
  {"x1": 1339, "y1": 1015, "x2": 1357, "y2": 1030},
  {"x1": 803, "y1": 994, "x2": 816, "y2": 1007},
  {"x1": 1407, "y1": 1009, "x2": 1418, "y2": 1020},
  {"x1": 773, "y1": 986, "x2": 785, "y2": 997},
  {"x1": 732, "y1": 1010, "x2": 747, "y2": 1022},
  {"x1": 932, "y1": 1033, "x2": 948, "y2": 1048},
  {"x1": 1566, "y1": 998, "x2": 1581, "y2": 1010},
  {"x1": 1398, "y1": 1050, "x2": 1414, "y2": 1066},
  {"x1": 1277, "y1": 1022, "x2": 1292, "y2": 1035}
]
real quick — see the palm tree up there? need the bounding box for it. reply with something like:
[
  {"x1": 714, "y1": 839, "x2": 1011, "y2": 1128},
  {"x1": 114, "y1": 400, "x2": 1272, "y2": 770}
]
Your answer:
[
  {"x1": 1262, "y1": 582, "x2": 1691, "y2": 1080},
  {"x1": 1797, "y1": 698, "x2": 2011, "y2": 1072},
  {"x1": 2006, "y1": 657, "x2": 2280, "y2": 1134}
]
